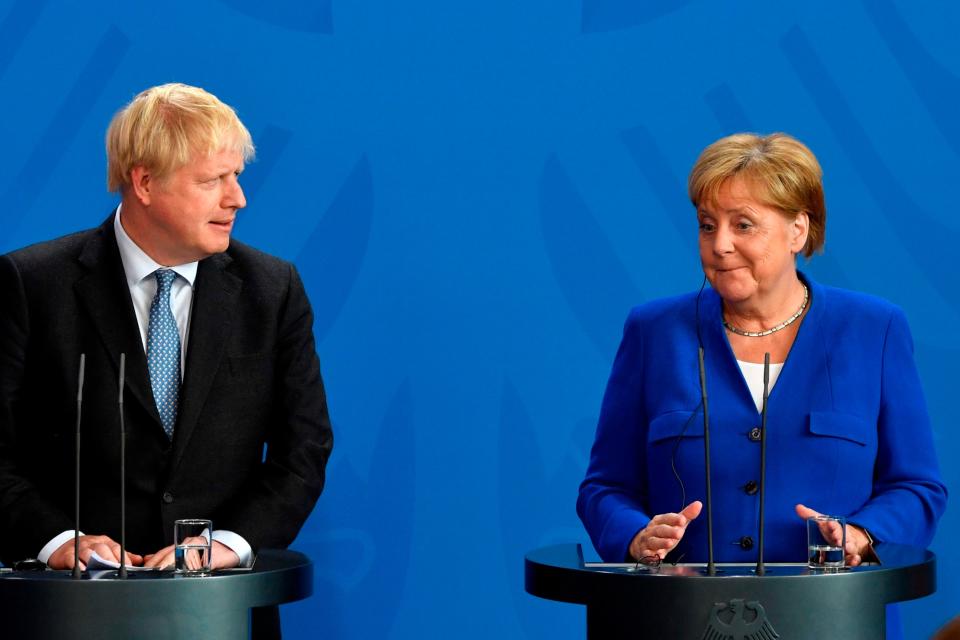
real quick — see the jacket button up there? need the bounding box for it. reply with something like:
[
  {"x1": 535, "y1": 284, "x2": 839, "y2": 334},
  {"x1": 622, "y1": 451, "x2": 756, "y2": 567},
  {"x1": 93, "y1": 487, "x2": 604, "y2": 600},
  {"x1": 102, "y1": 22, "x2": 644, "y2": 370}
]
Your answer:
[
  {"x1": 739, "y1": 536, "x2": 754, "y2": 550},
  {"x1": 743, "y1": 480, "x2": 758, "y2": 495},
  {"x1": 748, "y1": 427, "x2": 762, "y2": 442},
  {"x1": 162, "y1": 492, "x2": 174, "y2": 504}
]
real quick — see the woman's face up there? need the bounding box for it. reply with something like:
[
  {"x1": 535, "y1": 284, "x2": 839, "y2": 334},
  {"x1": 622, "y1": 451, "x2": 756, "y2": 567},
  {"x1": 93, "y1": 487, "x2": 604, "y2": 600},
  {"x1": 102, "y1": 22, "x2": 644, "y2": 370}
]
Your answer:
[{"x1": 697, "y1": 177, "x2": 809, "y2": 306}]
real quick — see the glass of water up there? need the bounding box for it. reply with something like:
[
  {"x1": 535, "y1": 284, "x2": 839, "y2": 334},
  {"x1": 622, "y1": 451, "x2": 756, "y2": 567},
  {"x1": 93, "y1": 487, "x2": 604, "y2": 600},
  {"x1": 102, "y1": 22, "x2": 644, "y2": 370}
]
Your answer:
[
  {"x1": 174, "y1": 519, "x2": 212, "y2": 575},
  {"x1": 807, "y1": 515, "x2": 845, "y2": 569}
]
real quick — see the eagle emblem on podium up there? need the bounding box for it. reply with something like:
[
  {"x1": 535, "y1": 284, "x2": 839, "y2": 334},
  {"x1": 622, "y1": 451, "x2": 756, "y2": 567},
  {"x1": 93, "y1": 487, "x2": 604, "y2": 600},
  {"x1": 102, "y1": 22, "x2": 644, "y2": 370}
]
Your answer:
[{"x1": 700, "y1": 598, "x2": 780, "y2": 640}]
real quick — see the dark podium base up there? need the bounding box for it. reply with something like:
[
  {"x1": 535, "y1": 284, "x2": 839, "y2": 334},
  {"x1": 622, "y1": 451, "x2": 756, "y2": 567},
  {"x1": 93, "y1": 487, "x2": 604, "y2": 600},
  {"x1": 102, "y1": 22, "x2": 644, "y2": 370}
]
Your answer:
[
  {"x1": 0, "y1": 549, "x2": 312, "y2": 639},
  {"x1": 526, "y1": 544, "x2": 935, "y2": 639}
]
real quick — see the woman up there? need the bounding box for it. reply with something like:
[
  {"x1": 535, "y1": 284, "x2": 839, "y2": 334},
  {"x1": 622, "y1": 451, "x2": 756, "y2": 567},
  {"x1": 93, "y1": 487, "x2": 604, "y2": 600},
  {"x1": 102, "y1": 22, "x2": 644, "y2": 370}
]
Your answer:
[{"x1": 576, "y1": 133, "x2": 946, "y2": 631}]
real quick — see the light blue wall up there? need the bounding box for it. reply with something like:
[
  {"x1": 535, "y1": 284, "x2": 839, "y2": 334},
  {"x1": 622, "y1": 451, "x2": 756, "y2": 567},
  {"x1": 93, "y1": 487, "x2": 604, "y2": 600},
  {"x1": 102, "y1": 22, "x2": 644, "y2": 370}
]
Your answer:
[{"x1": 0, "y1": 1, "x2": 956, "y2": 637}]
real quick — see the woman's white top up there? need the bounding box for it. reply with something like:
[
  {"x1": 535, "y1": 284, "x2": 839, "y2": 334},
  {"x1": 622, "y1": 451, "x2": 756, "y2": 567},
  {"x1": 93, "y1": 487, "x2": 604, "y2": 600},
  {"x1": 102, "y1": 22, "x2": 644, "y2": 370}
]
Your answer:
[{"x1": 737, "y1": 360, "x2": 785, "y2": 413}]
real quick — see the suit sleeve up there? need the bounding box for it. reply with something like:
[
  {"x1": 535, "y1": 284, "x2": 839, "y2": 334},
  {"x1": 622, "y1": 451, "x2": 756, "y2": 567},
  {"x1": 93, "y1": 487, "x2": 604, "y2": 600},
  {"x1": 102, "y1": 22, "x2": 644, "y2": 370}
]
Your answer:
[
  {"x1": 211, "y1": 263, "x2": 333, "y2": 552},
  {"x1": 0, "y1": 255, "x2": 75, "y2": 564},
  {"x1": 576, "y1": 309, "x2": 652, "y2": 562},
  {"x1": 848, "y1": 307, "x2": 947, "y2": 546}
]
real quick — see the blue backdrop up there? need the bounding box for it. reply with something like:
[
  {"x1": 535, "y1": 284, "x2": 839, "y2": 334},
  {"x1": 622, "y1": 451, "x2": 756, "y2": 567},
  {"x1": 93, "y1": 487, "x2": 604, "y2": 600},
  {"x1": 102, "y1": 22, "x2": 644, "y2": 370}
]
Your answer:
[{"x1": 0, "y1": 1, "x2": 956, "y2": 637}]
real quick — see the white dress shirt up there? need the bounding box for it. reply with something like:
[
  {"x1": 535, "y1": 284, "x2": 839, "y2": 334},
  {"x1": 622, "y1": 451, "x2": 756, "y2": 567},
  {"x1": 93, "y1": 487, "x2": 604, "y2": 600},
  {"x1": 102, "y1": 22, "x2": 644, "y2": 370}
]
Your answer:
[
  {"x1": 114, "y1": 204, "x2": 197, "y2": 370},
  {"x1": 737, "y1": 359, "x2": 785, "y2": 413},
  {"x1": 37, "y1": 206, "x2": 252, "y2": 567}
]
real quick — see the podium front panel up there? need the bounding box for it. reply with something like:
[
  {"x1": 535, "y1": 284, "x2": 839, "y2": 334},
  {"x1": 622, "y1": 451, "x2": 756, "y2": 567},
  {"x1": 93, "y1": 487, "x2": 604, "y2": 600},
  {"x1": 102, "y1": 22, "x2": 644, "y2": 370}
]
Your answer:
[{"x1": 525, "y1": 544, "x2": 935, "y2": 639}]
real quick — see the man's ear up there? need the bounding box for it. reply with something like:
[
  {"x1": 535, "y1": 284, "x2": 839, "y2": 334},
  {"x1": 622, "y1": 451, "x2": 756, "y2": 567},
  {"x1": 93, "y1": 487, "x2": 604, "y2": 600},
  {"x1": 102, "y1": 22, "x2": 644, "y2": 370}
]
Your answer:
[{"x1": 129, "y1": 166, "x2": 153, "y2": 206}]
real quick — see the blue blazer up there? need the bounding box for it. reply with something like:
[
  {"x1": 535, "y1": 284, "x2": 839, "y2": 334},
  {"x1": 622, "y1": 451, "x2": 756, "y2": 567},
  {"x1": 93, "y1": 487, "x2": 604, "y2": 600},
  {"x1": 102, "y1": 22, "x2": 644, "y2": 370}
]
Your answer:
[{"x1": 577, "y1": 273, "x2": 947, "y2": 565}]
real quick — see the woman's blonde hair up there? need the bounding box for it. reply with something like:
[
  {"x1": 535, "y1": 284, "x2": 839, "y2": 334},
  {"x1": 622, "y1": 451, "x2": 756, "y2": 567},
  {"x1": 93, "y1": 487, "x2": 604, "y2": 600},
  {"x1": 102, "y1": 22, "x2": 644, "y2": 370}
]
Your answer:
[
  {"x1": 688, "y1": 132, "x2": 826, "y2": 257},
  {"x1": 106, "y1": 83, "x2": 255, "y2": 192}
]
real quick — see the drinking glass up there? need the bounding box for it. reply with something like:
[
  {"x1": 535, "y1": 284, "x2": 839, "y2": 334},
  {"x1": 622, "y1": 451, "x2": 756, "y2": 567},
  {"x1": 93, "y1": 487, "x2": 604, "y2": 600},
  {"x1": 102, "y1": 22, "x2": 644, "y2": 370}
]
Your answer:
[
  {"x1": 807, "y1": 515, "x2": 845, "y2": 569},
  {"x1": 174, "y1": 519, "x2": 212, "y2": 575}
]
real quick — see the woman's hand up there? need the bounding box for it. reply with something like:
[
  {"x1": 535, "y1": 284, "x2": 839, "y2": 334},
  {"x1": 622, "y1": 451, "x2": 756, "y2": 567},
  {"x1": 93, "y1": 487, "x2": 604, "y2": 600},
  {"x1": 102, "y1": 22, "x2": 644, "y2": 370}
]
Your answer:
[
  {"x1": 629, "y1": 501, "x2": 702, "y2": 561},
  {"x1": 795, "y1": 504, "x2": 873, "y2": 567}
]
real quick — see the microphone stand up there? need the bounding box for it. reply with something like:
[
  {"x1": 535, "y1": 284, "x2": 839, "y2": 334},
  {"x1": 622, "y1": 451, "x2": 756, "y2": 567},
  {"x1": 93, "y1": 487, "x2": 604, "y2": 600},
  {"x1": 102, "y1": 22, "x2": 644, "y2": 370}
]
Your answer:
[
  {"x1": 73, "y1": 354, "x2": 85, "y2": 579},
  {"x1": 756, "y1": 353, "x2": 770, "y2": 576},
  {"x1": 118, "y1": 353, "x2": 127, "y2": 579},
  {"x1": 698, "y1": 348, "x2": 715, "y2": 576}
]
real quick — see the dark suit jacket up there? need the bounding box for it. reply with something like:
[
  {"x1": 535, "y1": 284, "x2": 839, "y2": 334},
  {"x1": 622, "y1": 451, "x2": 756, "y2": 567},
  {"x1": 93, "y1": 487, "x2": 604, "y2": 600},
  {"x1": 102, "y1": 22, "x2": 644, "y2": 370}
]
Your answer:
[{"x1": 0, "y1": 214, "x2": 333, "y2": 564}]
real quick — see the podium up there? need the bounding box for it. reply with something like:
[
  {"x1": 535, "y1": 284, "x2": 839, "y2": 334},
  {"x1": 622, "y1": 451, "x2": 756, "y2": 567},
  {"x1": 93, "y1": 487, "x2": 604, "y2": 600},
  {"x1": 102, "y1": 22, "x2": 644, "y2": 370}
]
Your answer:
[
  {"x1": 0, "y1": 549, "x2": 312, "y2": 639},
  {"x1": 525, "y1": 543, "x2": 936, "y2": 639}
]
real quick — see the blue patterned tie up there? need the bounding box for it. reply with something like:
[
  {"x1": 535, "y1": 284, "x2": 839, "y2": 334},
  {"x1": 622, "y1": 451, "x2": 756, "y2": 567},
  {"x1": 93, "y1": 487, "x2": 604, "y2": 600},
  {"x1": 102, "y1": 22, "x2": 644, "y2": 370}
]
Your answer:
[{"x1": 147, "y1": 269, "x2": 181, "y2": 438}]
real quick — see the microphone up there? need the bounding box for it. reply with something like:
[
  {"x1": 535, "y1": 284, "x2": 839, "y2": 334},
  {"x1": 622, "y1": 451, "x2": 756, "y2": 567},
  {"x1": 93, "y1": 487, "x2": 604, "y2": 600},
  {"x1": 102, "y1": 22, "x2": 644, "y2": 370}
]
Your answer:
[
  {"x1": 118, "y1": 353, "x2": 127, "y2": 579},
  {"x1": 698, "y1": 347, "x2": 716, "y2": 576},
  {"x1": 73, "y1": 354, "x2": 86, "y2": 579},
  {"x1": 756, "y1": 353, "x2": 770, "y2": 576}
]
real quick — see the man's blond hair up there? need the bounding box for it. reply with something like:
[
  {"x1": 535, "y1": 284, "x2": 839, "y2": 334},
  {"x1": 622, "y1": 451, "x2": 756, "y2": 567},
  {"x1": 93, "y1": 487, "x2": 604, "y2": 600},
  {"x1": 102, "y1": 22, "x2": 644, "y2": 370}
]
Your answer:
[{"x1": 106, "y1": 83, "x2": 255, "y2": 192}]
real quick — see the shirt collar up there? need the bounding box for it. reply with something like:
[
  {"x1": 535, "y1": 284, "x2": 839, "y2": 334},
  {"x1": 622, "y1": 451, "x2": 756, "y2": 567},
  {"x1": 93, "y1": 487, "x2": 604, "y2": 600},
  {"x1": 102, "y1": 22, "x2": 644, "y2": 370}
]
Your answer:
[{"x1": 114, "y1": 203, "x2": 198, "y2": 287}]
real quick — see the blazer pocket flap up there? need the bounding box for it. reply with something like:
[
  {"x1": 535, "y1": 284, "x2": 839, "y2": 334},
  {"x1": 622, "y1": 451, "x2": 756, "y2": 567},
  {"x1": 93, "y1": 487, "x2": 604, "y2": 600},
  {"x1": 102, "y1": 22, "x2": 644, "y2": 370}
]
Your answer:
[
  {"x1": 648, "y1": 411, "x2": 705, "y2": 444},
  {"x1": 808, "y1": 411, "x2": 873, "y2": 446}
]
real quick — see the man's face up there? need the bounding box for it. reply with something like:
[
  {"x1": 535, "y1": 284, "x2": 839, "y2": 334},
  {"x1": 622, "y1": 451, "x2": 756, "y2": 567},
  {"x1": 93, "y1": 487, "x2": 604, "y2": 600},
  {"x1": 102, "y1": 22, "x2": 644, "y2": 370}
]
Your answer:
[{"x1": 135, "y1": 147, "x2": 246, "y2": 265}]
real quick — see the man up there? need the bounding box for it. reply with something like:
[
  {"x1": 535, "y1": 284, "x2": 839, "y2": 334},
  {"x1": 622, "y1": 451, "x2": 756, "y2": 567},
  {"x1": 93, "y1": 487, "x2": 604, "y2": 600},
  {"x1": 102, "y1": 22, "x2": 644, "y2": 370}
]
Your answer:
[{"x1": 0, "y1": 83, "x2": 333, "y2": 634}]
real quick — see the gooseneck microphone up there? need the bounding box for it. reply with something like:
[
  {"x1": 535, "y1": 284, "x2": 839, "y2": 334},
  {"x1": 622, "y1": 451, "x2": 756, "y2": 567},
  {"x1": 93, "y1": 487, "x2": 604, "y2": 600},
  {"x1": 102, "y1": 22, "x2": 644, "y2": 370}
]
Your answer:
[
  {"x1": 756, "y1": 353, "x2": 771, "y2": 576},
  {"x1": 73, "y1": 354, "x2": 86, "y2": 579},
  {"x1": 118, "y1": 353, "x2": 127, "y2": 579},
  {"x1": 698, "y1": 347, "x2": 716, "y2": 576}
]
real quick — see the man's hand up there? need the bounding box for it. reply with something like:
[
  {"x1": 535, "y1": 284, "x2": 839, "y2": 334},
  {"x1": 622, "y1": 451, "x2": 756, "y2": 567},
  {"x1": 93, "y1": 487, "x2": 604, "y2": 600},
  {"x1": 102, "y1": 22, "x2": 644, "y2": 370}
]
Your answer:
[
  {"x1": 629, "y1": 501, "x2": 703, "y2": 561},
  {"x1": 142, "y1": 540, "x2": 240, "y2": 570},
  {"x1": 46, "y1": 534, "x2": 143, "y2": 570},
  {"x1": 795, "y1": 504, "x2": 873, "y2": 566}
]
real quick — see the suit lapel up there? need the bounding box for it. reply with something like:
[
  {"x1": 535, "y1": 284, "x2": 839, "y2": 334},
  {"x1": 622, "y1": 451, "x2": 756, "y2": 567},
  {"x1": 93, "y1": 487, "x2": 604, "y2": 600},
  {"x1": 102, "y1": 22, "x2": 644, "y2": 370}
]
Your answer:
[
  {"x1": 170, "y1": 252, "x2": 241, "y2": 472},
  {"x1": 771, "y1": 273, "x2": 833, "y2": 414},
  {"x1": 74, "y1": 215, "x2": 161, "y2": 429},
  {"x1": 698, "y1": 271, "x2": 832, "y2": 420},
  {"x1": 699, "y1": 286, "x2": 756, "y2": 413}
]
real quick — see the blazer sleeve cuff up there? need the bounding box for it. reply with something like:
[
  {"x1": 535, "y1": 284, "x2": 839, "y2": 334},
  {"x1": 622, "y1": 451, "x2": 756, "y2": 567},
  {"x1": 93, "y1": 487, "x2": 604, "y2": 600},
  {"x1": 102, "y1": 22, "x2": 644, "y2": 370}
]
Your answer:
[{"x1": 599, "y1": 510, "x2": 650, "y2": 563}]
